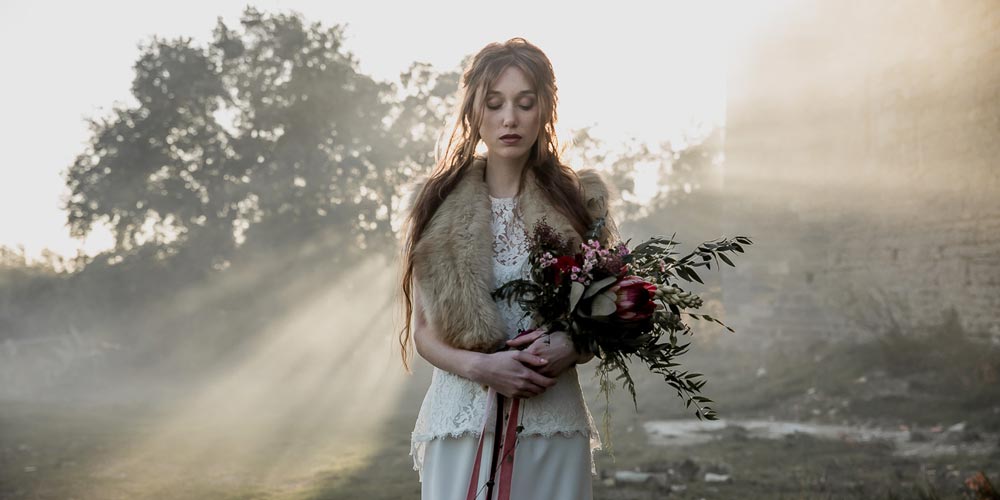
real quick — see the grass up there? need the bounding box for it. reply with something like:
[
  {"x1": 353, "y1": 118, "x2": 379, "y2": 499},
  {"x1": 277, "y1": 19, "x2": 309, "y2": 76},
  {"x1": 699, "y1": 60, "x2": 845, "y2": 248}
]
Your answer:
[{"x1": 1, "y1": 324, "x2": 997, "y2": 499}]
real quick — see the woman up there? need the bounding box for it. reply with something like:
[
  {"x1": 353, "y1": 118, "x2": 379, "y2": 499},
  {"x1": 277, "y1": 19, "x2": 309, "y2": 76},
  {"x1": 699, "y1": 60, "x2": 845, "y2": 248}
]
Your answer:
[{"x1": 398, "y1": 37, "x2": 619, "y2": 500}]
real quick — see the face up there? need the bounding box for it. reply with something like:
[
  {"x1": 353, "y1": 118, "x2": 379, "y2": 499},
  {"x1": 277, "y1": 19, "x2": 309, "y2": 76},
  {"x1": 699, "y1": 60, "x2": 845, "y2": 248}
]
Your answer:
[{"x1": 477, "y1": 65, "x2": 541, "y2": 165}]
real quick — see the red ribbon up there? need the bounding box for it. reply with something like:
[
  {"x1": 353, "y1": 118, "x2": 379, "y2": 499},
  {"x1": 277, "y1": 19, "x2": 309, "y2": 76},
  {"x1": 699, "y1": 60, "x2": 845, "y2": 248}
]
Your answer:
[
  {"x1": 465, "y1": 388, "x2": 521, "y2": 500},
  {"x1": 465, "y1": 329, "x2": 537, "y2": 500}
]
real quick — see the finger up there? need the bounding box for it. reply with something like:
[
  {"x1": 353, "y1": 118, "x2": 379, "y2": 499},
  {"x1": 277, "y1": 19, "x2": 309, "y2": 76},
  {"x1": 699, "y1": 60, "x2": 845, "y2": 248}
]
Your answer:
[
  {"x1": 528, "y1": 370, "x2": 557, "y2": 388},
  {"x1": 514, "y1": 351, "x2": 548, "y2": 367},
  {"x1": 506, "y1": 328, "x2": 546, "y2": 347},
  {"x1": 526, "y1": 343, "x2": 546, "y2": 356},
  {"x1": 518, "y1": 382, "x2": 546, "y2": 398}
]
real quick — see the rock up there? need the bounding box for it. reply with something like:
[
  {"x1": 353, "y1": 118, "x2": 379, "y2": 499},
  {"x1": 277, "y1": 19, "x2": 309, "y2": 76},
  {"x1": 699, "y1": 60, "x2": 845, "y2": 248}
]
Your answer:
[
  {"x1": 613, "y1": 470, "x2": 668, "y2": 488},
  {"x1": 705, "y1": 472, "x2": 731, "y2": 482},
  {"x1": 947, "y1": 422, "x2": 966, "y2": 432}
]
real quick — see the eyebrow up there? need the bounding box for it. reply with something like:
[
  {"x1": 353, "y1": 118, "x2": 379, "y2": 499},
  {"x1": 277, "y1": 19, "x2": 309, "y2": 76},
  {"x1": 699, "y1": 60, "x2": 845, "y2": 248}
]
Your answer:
[{"x1": 486, "y1": 90, "x2": 536, "y2": 97}]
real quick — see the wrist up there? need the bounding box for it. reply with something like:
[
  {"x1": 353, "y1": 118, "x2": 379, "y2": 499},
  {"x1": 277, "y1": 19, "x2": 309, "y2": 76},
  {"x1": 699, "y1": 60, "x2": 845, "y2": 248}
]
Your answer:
[{"x1": 464, "y1": 351, "x2": 489, "y2": 383}]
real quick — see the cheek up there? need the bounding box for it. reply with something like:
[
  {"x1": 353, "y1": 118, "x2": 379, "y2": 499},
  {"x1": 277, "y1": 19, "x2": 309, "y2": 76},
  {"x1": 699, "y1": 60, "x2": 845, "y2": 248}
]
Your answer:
[
  {"x1": 479, "y1": 111, "x2": 499, "y2": 132},
  {"x1": 526, "y1": 110, "x2": 541, "y2": 133}
]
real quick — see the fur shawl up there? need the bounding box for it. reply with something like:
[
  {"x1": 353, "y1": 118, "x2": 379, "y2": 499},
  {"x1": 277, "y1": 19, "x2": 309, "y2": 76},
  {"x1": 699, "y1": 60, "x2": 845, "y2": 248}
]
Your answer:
[{"x1": 411, "y1": 156, "x2": 618, "y2": 354}]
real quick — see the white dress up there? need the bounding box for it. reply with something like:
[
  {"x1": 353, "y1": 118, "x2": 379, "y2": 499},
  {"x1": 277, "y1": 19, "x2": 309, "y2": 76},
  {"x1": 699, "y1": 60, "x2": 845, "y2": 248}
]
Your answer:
[{"x1": 411, "y1": 195, "x2": 602, "y2": 500}]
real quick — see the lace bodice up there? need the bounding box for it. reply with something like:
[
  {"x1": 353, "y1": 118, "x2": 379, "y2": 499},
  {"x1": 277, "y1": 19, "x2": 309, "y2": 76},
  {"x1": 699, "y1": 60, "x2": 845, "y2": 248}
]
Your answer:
[
  {"x1": 490, "y1": 195, "x2": 535, "y2": 332},
  {"x1": 410, "y1": 195, "x2": 602, "y2": 481}
]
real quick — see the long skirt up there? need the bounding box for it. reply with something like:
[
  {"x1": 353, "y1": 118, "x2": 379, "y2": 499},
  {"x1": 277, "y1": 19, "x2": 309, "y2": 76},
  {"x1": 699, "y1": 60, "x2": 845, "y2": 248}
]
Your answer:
[{"x1": 420, "y1": 432, "x2": 593, "y2": 500}]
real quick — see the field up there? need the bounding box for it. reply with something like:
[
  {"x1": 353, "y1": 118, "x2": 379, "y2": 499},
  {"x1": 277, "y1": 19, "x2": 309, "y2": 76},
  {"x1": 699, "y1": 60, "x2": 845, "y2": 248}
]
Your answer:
[{"x1": 1, "y1": 328, "x2": 998, "y2": 499}]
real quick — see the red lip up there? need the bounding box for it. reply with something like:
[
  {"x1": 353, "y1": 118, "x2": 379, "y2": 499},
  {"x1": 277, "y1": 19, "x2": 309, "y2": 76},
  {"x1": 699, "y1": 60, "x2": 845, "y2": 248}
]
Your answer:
[{"x1": 500, "y1": 134, "x2": 521, "y2": 140}]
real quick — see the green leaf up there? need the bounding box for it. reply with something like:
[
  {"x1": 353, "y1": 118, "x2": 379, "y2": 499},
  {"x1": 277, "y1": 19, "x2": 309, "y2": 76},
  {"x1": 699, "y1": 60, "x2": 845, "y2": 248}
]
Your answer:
[
  {"x1": 687, "y1": 268, "x2": 705, "y2": 284},
  {"x1": 568, "y1": 281, "x2": 585, "y2": 311},
  {"x1": 583, "y1": 276, "x2": 618, "y2": 299},
  {"x1": 675, "y1": 267, "x2": 690, "y2": 281},
  {"x1": 719, "y1": 253, "x2": 735, "y2": 266},
  {"x1": 590, "y1": 291, "x2": 617, "y2": 317}
]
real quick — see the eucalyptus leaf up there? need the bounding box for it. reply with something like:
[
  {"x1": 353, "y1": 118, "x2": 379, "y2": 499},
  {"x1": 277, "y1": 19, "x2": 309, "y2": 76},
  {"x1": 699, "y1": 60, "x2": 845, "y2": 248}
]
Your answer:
[
  {"x1": 583, "y1": 276, "x2": 618, "y2": 299},
  {"x1": 569, "y1": 281, "x2": 585, "y2": 311},
  {"x1": 591, "y1": 291, "x2": 617, "y2": 317}
]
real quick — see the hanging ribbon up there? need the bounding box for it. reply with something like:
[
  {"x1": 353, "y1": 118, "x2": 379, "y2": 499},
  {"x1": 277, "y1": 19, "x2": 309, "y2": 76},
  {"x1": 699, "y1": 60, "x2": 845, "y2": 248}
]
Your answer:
[
  {"x1": 464, "y1": 388, "x2": 522, "y2": 500},
  {"x1": 465, "y1": 328, "x2": 537, "y2": 500}
]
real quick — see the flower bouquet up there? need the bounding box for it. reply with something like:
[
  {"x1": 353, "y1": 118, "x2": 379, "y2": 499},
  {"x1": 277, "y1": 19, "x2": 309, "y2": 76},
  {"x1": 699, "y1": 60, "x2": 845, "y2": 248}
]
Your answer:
[{"x1": 492, "y1": 216, "x2": 752, "y2": 445}]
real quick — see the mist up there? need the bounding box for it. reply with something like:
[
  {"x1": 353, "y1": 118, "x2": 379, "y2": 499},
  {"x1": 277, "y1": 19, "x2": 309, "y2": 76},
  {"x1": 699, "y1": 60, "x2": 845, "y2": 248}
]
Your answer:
[{"x1": 1, "y1": 1, "x2": 998, "y2": 499}]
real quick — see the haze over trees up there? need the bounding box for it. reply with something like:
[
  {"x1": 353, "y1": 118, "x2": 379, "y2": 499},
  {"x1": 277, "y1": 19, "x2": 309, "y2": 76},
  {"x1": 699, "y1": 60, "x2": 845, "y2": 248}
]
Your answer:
[
  {"x1": 3, "y1": 7, "x2": 720, "y2": 376},
  {"x1": 63, "y1": 8, "x2": 460, "y2": 270}
]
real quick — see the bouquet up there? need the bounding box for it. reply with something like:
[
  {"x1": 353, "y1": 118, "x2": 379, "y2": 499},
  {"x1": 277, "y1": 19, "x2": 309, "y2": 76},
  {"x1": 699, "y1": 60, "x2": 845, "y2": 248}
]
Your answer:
[{"x1": 492, "y1": 216, "x2": 752, "y2": 446}]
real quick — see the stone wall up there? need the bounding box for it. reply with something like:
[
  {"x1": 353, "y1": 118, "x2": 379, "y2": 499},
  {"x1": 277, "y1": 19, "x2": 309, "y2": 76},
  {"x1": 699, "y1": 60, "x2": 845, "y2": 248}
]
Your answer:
[{"x1": 720, "y1": 0, "x2": 1000, "y2": 350}]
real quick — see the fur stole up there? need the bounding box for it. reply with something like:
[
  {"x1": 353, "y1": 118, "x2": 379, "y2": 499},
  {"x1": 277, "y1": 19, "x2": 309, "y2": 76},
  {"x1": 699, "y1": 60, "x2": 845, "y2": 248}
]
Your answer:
[{"x1": 411, "y1": 156, "x2": 618, "y2": 353}]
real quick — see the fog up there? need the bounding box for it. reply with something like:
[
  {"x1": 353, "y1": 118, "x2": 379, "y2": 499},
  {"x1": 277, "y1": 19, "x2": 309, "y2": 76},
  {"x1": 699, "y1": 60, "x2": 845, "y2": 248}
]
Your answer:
[{"x1": 1, "y1": 1, "x2": 998, "y2": 499}]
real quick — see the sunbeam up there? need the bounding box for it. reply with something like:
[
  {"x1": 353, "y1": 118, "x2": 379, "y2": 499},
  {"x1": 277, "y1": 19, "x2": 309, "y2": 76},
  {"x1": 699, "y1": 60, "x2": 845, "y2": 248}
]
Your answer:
[{"x1": 79, "y1": 255, "x2": 408, "y2": 496}]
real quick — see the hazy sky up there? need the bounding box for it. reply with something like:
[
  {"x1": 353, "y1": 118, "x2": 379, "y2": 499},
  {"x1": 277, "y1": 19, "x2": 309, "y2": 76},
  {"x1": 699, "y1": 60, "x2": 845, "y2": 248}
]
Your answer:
[{"x1": 0, "y1": 0, "x2": 774, "y2": 259}]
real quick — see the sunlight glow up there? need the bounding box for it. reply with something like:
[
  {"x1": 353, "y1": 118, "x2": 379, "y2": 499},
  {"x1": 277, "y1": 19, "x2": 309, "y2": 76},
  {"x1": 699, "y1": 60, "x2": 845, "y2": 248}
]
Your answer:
[
  {"x1": 0, "y1": 0, "x2": 778, "y2": 258},
  {"x1": 81, "y1": 255, "x2": 410, "y2": 496}
]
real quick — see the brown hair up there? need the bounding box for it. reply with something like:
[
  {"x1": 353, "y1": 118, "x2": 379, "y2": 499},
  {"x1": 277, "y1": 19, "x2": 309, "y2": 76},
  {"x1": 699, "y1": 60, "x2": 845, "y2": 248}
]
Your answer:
[{"x1": 397, "y1": 37, "x2": 594, "y2": 371}]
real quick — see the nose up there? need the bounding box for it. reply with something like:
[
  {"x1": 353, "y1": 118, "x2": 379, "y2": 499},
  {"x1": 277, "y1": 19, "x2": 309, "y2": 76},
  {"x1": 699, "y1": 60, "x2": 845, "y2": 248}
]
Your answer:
[{"x1": 501, "y1": 105, "x2": 517, "y2": 128}]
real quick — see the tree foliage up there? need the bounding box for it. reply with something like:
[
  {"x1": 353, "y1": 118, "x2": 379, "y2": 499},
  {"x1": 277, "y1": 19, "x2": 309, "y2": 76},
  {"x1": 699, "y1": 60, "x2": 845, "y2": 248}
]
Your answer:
[
  {"x1": 563, "y1": 126, "x2": 724, "y2": 221},
  {"x1": 65, "y1": 8, "x2": 458, "y2": 264}
]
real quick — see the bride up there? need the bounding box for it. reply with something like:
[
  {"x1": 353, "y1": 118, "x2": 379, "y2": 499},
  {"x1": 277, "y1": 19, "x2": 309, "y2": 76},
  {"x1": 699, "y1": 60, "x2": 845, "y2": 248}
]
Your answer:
[{"x1": 398, "y1": 37, "x2": 619, "y2": 500}]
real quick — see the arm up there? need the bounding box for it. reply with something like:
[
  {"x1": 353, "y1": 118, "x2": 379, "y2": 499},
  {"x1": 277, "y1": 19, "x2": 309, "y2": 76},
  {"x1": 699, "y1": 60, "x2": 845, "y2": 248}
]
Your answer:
[{"x1": 412, "y1": 280, "x2": 557, "y2": 398}]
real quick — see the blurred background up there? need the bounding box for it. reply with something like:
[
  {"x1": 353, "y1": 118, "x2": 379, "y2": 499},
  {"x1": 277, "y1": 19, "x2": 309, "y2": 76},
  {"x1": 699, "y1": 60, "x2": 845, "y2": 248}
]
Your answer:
[{"x1": 0, "y1": 1, "x2": 997, "y2": 499}]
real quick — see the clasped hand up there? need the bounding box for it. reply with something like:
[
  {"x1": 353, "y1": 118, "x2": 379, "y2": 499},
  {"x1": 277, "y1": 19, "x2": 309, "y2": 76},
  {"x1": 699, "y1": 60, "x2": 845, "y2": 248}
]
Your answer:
[
  {"x1": 506, "y1": 328, "x2": 581, "y2": 379},
  {"x1": 477, "y1": 328, "x2": 591, "y2": 400}
]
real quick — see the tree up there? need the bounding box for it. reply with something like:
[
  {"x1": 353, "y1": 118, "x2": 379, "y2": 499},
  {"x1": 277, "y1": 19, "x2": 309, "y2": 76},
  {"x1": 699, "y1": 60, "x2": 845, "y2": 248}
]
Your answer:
[
  {"x1": 563, "y1": 125, "x2": 724, "y2": 222},
  {"x1": 64, "y1": 7, "x2": 459, "y2": 266}
]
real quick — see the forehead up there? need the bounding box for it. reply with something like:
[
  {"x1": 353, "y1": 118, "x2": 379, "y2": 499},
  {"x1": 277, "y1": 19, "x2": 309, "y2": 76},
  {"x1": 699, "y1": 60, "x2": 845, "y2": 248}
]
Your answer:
[{"x1": 486, "y1": 66, "x2": 535, "y2": 95}]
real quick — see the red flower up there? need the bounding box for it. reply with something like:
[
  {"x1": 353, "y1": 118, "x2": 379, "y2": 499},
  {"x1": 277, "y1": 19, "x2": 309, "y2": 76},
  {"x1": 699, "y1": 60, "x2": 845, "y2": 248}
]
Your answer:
[
  {"x1": 550, "y1": 255, "x2": 579, "y2": 287},
  {"x1": 611, "y1": 276, "x2": 658, "y2": 322},
  {"x1": 554, "y1": 255, "x2": 577, "y2": 273}
]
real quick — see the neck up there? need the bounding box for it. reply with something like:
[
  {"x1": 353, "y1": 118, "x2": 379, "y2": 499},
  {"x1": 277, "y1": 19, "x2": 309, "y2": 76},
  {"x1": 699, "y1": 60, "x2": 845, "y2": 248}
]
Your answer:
[{"x1": 484, "y1": 151, "x2": 528, "y2": 198}]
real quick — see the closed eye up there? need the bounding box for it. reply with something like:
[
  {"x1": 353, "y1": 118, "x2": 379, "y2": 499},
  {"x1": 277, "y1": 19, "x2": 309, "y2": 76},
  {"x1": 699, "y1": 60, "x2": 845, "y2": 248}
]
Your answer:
[{"x1": 487, "y1": 100, "x2": 536, "y2": 111}]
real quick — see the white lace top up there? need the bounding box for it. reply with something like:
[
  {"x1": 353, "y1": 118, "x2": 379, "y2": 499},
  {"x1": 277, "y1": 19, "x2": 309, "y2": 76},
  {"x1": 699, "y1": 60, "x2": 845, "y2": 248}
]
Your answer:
[{"x1": 410, "y1": 195, "x2": 602, "y2": 481}]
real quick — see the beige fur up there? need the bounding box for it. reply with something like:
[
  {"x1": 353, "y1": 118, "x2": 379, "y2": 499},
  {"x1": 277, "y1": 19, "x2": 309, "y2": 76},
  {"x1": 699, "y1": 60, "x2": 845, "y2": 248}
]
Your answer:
[{"x1": 412, "y1": 156, "x2": 618, "y2": 353}]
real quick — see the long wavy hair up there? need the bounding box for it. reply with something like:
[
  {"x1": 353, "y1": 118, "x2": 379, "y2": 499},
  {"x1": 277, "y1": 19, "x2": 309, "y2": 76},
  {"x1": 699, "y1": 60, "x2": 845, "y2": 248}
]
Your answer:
[{"x1": 397, "y1": 37, "x2": 594, "y2": 372}]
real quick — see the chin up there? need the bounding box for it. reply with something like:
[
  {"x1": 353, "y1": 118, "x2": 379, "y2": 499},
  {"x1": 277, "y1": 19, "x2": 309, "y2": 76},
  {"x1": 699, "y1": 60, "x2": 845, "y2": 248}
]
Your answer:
[
  {"x1": 489, "y1": 144, "x2": 534, "y2": 161},
  {"x1": 496, "y1": 149, "x2": 528, "y2": 159}
]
